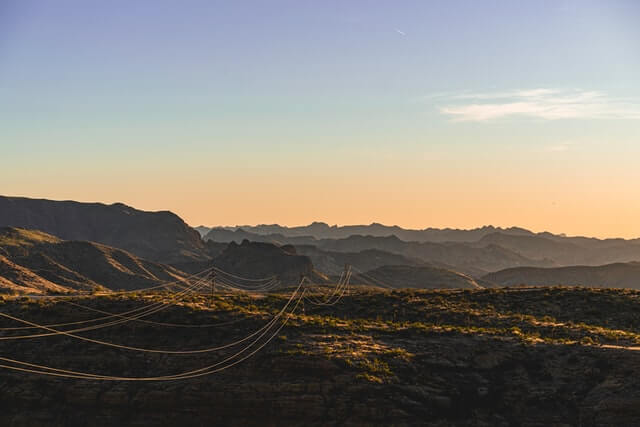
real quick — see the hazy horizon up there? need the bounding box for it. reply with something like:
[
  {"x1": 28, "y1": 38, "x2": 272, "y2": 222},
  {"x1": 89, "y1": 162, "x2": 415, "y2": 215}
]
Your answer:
[
  {"x1": 3, "y1": 1, "x2": 640, "y2": 238},
  {"x1": 6, "y1": 192, "x2": 640, "y2": 241},
  {"x1": 195, "y1": 221, "x2": 640, "y2": 241},
  {"x1": 181, "y1": 221, "x2": 640, "y2": 241}
]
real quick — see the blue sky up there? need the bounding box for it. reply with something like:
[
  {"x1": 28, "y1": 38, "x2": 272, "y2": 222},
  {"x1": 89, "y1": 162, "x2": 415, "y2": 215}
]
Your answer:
[{"x1": 2, "y1": 0, "x2": 640, "y2": 237}]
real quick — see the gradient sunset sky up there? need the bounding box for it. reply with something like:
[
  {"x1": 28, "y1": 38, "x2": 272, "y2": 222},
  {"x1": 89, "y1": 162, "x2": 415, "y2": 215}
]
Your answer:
[{"x1": 2, "y1": 1, "x2": 640, "y2": 238}]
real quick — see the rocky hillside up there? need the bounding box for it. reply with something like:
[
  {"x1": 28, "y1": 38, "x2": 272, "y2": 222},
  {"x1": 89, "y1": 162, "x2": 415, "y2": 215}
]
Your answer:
[
  {"x1": 0, "y1": 196, "x2": 208, "y2": 264},
  {"x1": 3, "y1": 287, "x2": 640, "y2": 425},
  {"x1": 484, "y1": 262, "x2": 640, "y2": 289},
  {"x1": 0, "y1": 228, "x2": 330, "y2": 294},
  {"x1": 213, "y1": 240, "x2": 317, "y2": 285},
  {"x1": 0, "y1": 227, "x2": 188, "y2": 294}
]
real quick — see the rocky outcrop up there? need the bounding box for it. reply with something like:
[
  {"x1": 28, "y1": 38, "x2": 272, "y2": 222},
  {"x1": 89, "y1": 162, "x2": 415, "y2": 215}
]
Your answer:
[{"x1": 213, "y1": 240, "x2": 315, "y2": 285}]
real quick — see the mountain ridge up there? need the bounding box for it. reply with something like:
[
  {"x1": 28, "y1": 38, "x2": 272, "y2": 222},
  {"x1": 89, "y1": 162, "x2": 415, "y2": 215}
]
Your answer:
[
  {"x1": 204, "y1": 221, "x2": 640, "y2": 243},
  {"x1": 0, "y1": 195, "x2": 209, "y2": 265},
  {"x1": 484, "y1": 262, "x2": 640, "y2": 289}
]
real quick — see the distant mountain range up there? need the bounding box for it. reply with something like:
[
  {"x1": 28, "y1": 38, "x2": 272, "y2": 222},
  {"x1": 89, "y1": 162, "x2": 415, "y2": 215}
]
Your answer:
[
  {"x1": 203, "y1": 224, "x2": 640, "y2": 277},
  {"x1": 203, "y1": 228, "x2": 552, "y2": 276},
  {"x1": 199, "y1": 222, "x2": 537, "y2": 242},
  {"x1": 473, "y1": 232, "x2": 640, "y2": 266},
  {"x1": 484, "y1": 262, "x2": 640, "y2": 289},
  {"x1": 5, "y1": 195, "x2": 640, "y2": 292}
]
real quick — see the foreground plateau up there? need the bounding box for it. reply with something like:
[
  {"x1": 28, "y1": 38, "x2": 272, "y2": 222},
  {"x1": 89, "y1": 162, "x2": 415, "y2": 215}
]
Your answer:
[{"x1": 2, "y1": 287, "x2": 640, "y2": 426}]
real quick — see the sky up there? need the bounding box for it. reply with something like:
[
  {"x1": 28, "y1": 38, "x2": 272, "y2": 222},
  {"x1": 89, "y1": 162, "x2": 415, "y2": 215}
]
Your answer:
[{"x1": 2, "y1": 0, "x2": 640, "y2": 238}]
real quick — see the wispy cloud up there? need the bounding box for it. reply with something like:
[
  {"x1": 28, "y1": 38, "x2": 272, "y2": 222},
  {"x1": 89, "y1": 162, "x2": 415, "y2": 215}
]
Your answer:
[
  {"x1": 439, "y1": 88, "x2": 640, "y2": 122},
  {"x1": 544, "y1": 141, "x2": 574, "y2": 153},
  {"x1": 395, "y1": 29, "x2": 406, "y2": 36}
]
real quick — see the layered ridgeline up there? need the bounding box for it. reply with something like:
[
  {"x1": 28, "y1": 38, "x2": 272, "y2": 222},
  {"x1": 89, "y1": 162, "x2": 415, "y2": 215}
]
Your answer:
[
  {"x1": 7, "y1": 195, "x2": 640, "y2": 290},
  {"x1": 294, "y1": 245, "x2": 426, "y2": 276},
  {"x1": 204, "y1": 229, "x2": 552, "y2": 276},
  {"x1": 0, "y1": 227, "x2": 320, "y2": 295},
  {"x1": 294, "y1": 246, "x2": 484, "y2": 289},
  {"x1": 202, "y1": 222, "x2": 534, "y2": 242},
  {"x1": 204, "y1": 225, "x2": 640, "y2": 277},
  {"x1": 0, "y1": 227, "x2": 484, "y2": 293},
  {"x1": 0, "y1": 196, "x2": 208, "y2": 265},
  {"x1": 484, "y1": 262, "x2": 640, "y2": 289},
  {"x1": 0, "y1": 227, "x2": 188, "y2": 294}
]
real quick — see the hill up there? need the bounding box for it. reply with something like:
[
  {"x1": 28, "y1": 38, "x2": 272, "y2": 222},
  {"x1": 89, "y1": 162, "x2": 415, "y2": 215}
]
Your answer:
[
  {"x1": 476, "y1": 232, "x2": 640, "y2": 266},
  {"x1": 353, "y1": 264, "x2": 482, "y2": 289},
  {"x1": 0, "y1": 254, "x2": 70, "y2": 294},
  {"x1": 0, "y1": 195, "x2": 208, "y2": 264},
  {"x1": 212, "y1": 240, "x2": 319, "y2": 285},
  {"x1": 315, "y1": 235, "x2": 551, "y2": 276},
  {"x1": 0, "y1": 227, "x2": 189, "y2": 294},
  {"x1": 294, "y1": 245, "x2": 427, "y2": 276},
  {"x1": 484, "y1": 262, "x2": 640, "y2": 289}
]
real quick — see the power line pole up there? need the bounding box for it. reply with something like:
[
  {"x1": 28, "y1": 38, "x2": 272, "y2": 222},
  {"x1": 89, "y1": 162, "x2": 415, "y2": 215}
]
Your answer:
[{"x1": 210, "y1": 272, "x2": 216, "y2": 306}]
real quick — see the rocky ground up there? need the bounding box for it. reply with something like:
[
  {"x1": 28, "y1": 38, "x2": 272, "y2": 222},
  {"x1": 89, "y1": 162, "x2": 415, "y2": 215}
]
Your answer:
[{"x1": 2, "y1": 287, "x2": 640, "y2": 426}]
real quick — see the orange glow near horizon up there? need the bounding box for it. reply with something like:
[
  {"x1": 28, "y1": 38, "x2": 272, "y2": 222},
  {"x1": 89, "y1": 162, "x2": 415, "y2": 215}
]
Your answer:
[
  {"x1": 7, "y1": 161, "x2": 640, "y2": 240},
  {"x1": 4, "y1": 120, "x2": 640, "y2": 240}
]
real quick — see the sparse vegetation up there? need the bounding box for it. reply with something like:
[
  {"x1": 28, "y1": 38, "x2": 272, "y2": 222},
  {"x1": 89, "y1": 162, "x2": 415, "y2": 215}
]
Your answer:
[{"x1": 3, "y1": 286, "x2": 640, "y2": 425}]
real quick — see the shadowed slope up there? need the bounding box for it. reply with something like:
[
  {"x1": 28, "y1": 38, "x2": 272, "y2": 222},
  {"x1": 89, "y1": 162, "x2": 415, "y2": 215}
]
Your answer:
[
  {"x1": 0, "y1": 255, "x2": 69, "y2": 294},
  {"x1": 354, "y1": 264, "x2": 483, "y2": 289},
  {"x1": 484, "y1": 262, "x2": 640, "y2": 289},
  {"x1": 0, "y1": 196, "x2": 208, "y2": 264},
  {"x1": 213, "y1": 240, "x2": 318, "y2": 285},
  {"x1": 0, "y1": 227, "x2": 189, "y2": 294}
]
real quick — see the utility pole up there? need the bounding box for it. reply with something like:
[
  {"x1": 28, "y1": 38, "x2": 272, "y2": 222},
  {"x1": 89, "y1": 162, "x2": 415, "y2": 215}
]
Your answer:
[
  {"x1": 210, "y1": 272, "x2": 216, "y2": 306},
  {"x1": 345, "y1": 264, "x2": 351, "y2": 296},
  {"x1": 300, "y1": 273, "x2": 306, "y2": 315}
]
